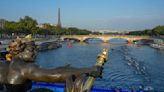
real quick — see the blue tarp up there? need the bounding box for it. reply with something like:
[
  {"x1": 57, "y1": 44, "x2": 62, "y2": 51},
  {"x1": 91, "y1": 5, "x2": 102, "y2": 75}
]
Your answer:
[{"x1": 31, "y1": 82, "x2": 145, "y2": 92}]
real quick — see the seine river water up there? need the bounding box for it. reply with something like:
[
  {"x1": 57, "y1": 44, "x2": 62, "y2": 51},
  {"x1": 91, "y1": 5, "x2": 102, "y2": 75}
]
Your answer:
[{"x1": 36, "y1": 39, "x2": 164, "y2": 91}]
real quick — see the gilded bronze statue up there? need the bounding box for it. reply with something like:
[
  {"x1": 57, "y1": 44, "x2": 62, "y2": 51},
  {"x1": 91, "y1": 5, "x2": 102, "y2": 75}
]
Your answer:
[{"x1": 0, "y1": 35, "x2": 102, "y2": 92}]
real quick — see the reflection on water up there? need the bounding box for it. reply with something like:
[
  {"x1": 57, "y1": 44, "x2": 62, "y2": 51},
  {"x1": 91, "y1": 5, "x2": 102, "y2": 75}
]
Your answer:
[{"x1": 36, "y1": 40, "x2": 164, "y2": 91}]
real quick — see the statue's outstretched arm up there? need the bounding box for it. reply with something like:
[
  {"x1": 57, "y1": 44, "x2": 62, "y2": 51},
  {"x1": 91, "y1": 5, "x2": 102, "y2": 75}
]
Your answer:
[{"x1": 24, "y1": 64, "x2": 100, "y2": 83}]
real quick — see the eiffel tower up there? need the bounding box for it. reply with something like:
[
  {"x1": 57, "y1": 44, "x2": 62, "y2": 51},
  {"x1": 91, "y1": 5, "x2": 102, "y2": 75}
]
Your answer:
[{"x1": 57, "y1": 8, "x2": 62, "y2": 28}]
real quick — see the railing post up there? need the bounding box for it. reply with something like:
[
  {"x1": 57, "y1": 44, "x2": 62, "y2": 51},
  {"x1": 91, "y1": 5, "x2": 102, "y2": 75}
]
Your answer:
[{"x1": 83, "y1": 49, "x2": 109, "y2": 92}]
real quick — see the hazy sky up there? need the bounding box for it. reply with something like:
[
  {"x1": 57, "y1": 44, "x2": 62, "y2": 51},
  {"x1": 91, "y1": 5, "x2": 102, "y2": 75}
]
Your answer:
[{"x1": 0, "y1": 0, "x2": 164, "y2": 31}]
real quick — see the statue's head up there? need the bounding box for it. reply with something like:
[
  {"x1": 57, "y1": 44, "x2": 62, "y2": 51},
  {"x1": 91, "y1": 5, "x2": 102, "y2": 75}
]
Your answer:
[{"x1": 7, "y1": 34, "x2": 37, "y2": 62}]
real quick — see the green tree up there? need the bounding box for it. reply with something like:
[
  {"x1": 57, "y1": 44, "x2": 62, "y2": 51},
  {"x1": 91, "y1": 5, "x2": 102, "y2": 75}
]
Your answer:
[
  {"x1": 18, "y1": 16, "x2": 38, "y2": 34},
  {"x1": 2, "y1": 16, "x2": 93, "y2": 35},
  {"x1": 152, "y1": 25, "x2": 164, "y2": 35},
  {"x1": 4, "y1": 21, "x2": 20, "y2": 34}
]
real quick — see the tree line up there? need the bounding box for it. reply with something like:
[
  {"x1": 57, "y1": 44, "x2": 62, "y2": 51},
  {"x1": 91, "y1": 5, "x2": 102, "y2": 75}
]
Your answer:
[
  {"x1": 127, "y1": 25, "x2": 164, "y2": 36},
  {"x1": 1, "y1": 16, "x2": 164, "y2": 36},
  {"x1": 0, "y1": 16, "x2": 91, "y2": 35}
]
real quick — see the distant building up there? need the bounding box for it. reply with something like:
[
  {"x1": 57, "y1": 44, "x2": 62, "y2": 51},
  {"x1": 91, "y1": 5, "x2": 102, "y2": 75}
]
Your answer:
[
  {"x1": 37, "y1": 23, "x2": 54, "y2": 29},
  {"x1": 37, "y1": 24, "x2": 44, "y2": 28},
  {"x1": 98, "y1": 29, "x2": 130, "y2": 34},
  {"x1": 0, "y1": 19, "x2": 5, "y2": 29}
]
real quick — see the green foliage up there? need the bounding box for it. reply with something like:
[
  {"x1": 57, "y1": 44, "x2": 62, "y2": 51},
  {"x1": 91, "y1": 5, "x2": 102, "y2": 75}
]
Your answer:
[
  {"x1": 92, "y1": 32, "x2": 102, "y2": 35},
  {"x1": 19, "y1": 16, "x2": 38, "y2": 34},
  {"x1": 152, "y1": 25, "x2": 164, "y2": 35},
  {"x1": 2, "y1": 16, "x2": 92, "y2": 35},
  {"x1": 2, "y1": 16, "x2": 164, "y2": 36},
  {"x1": 128, "y1": 25, "x2": 164, "y2": 36},
  {"x1": 64, "y1": 27, "x2": 91, "y2": 35},
  {"x1": 3, "y1": 16, "x2": 38, "y2": 35}
]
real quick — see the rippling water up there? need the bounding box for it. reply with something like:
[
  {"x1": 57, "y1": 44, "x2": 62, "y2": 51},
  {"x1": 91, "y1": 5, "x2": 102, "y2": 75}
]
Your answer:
[{"x1": 36, "y1": 40, "x2": 164, "y2": 91}]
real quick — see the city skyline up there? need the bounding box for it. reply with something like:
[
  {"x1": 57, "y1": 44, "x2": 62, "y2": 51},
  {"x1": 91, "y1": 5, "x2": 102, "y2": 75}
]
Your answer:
[{"x1": 0, "y1": 0, "x2": 164, "y2": 31}]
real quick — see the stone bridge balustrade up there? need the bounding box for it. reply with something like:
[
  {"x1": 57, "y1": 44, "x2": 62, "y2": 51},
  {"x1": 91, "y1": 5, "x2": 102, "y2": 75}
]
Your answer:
[{"x1": 61, "y1": 35, "x2": 151, "y2": 43}]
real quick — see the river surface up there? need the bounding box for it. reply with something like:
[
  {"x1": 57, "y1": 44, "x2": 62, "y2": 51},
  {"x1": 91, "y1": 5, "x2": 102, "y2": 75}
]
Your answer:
[{"x1": 36, "y1": 39, "x2": 164, "y2": 91}]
